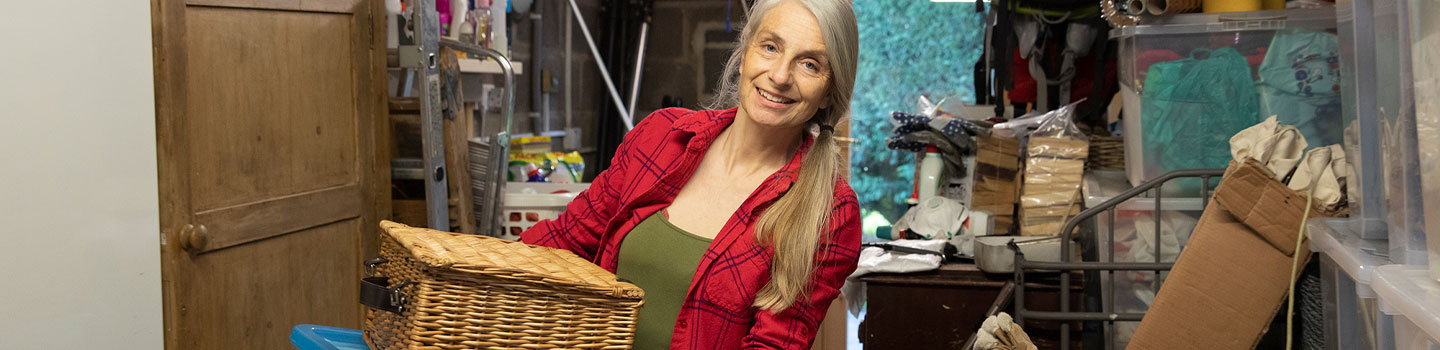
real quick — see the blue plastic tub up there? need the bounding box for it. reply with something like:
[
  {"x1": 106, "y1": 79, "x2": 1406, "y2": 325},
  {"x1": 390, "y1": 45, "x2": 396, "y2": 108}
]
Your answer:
[{"x1": 290, "y1": 324, "x2": 369, "y2": 350}]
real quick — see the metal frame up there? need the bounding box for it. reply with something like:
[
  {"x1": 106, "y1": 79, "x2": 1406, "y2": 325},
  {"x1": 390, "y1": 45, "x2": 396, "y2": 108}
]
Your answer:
[{"x1": 1010, "y1": 168, "x2": 1226, "y2": 350}]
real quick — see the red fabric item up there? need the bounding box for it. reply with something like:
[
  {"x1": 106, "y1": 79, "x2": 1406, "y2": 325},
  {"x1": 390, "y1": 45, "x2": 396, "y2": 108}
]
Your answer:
[
  {"x1": 522, "y1": 107, "x2": 862, "y2": 349},
  {"x1": 1008, "y1": 46, "x2": 1117, "y2": 108},
  {"x1": 1136, "y1": 49, "x2": 1185, "y2": 78}
]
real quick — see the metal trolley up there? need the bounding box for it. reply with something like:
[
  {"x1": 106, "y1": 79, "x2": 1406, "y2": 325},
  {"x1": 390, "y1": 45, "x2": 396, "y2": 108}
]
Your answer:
[{"x1": 1010, "y1": 169, "x2": 1227, "y2": 350}]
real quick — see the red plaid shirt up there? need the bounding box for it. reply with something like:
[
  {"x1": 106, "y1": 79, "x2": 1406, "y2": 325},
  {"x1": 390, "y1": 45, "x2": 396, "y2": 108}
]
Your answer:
[{"x1": 521, "y1": 107, "x2": 861, "y2": 349}]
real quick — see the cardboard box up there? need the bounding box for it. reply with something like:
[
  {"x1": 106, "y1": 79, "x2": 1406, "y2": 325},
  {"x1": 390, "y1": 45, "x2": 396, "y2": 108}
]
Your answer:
[
  {"x1": 975, "y1": 135, "x2": 1022, "y2": 234},
  {"x1": 1128, "y1": 159, "x2": 1339, "y2": 349}
]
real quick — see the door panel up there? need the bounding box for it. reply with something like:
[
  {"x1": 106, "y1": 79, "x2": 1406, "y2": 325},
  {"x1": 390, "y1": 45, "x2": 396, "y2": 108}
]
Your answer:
[
  {"x1": 185, "y1": 7, "x2": 358, "y2": 211},
  {"x1": 179, "y1": 220, "x2": 361, "y2": 349},
  {"x1": 154, "y1": 0, "x2": 386, "y2": 348},
  {"x1": 193, "y1": 184, "x2": 360, "y2": 253}
]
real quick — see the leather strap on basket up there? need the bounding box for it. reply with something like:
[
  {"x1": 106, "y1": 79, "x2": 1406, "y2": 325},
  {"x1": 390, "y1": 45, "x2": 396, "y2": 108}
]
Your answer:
[{"x1": 360, "y1": 257, "x2": 411, "y2": 314}]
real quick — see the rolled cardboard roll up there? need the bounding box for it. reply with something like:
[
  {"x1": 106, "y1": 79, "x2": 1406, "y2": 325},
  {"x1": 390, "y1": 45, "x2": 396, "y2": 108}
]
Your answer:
[
  {"x1": 1127, "y1": 0, "x2": 1149, "y2": 15},
  {"x1": 1147, "y1": 0, "x2": 1202, "y2": 15},
  {"x1": 1203, "y1": 0, "x2": 1261, "y2": 13}
]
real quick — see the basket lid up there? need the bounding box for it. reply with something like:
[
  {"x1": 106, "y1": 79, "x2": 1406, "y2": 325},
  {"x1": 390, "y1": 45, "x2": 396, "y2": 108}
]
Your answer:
[{"x1": 379, "y1": 221, "x2": 644, "y2": 300}]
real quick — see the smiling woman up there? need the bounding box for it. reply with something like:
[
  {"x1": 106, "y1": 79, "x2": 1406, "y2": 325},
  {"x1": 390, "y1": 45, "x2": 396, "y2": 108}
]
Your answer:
[{"x1": 520, "y1": 0, "x2": 862, "y2": 348}]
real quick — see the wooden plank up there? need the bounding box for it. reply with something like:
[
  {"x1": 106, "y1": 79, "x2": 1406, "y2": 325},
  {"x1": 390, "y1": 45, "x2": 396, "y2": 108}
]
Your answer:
[
  {"x1": 362, "y1": 0, "x2": 389, "y2": 266},
  {"x1": 184, "y1": 6, "x2": 358, "y2": 211},
  {"x1": 185, "y1": 0, "x2": 360, "y2": 13},
  {"x1": 443, "y1": 57, "x2": 475, "y2": 234},
  {"x1": 180, "y1": 220, "x2": 361, "y2": 349},
  {"x1": 152, "y1": 0, "x2": 194, "y2": 348},
  {"x1": 194, "y1": 184, "x2": 361, "y2": 253}
]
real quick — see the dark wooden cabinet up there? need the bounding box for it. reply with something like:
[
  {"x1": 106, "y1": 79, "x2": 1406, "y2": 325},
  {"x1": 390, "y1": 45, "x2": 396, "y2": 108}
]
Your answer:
[{"x1": 858, "y1": 262, "x2": 1084, "y2": 349}]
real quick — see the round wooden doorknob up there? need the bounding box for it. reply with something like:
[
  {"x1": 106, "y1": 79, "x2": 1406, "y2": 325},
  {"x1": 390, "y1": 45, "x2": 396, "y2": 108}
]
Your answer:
[{"x1": 180, "y1": 224, "x2": 209, "y2": 252}]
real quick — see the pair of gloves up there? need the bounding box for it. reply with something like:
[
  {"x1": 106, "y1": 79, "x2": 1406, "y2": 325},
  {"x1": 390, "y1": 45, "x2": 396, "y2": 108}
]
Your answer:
[{"x1": 973, "y1": 312, "x2": 1038, "y2": 350}]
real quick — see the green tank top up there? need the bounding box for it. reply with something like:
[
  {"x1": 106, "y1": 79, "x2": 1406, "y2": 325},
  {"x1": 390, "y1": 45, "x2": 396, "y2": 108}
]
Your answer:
[{"x1": 615, "y1": 212, "x2": 712, "y2": 349}]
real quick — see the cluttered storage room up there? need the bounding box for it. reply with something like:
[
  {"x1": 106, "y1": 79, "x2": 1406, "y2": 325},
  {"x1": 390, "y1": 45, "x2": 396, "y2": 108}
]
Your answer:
[{"x1": 9, "y1": 0, "x2": 1440, "y2": 349}]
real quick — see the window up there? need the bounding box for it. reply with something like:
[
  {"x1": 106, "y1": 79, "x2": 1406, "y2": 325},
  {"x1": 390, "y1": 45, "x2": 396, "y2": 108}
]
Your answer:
[{"x1": 850, "y1": 1, "x2": 987, "y2": 231}]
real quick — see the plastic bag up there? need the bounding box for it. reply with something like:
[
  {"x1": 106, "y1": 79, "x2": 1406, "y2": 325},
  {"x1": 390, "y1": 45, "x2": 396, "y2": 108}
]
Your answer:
[
  {"x1": 1257, "y1": 30, "x2": 1343, "y2": 148},
  {"x1": 992, "y1": 110, "x2": 1050, "y2": 139},
  {"x1": 1141, "y1": 47, "x2": 1262, "y2": 177},
  {"x1": 1019, "y1": 102, "x2": 1089, "y2": 236},
  {"x1": 1031, "y1": 101, "x2": 1090, "y2": 141}
]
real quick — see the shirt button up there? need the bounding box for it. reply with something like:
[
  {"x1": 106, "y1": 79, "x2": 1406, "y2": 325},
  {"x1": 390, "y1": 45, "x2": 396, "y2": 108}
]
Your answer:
[{"x1": 677, "y1": 320, "x2": 688, "y2": 328}]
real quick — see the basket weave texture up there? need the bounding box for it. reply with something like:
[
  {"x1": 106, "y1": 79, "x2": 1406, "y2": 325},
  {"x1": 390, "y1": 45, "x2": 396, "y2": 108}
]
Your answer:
[{"x1": 365, "y1": 221, "x2": 645, "y2": 350}]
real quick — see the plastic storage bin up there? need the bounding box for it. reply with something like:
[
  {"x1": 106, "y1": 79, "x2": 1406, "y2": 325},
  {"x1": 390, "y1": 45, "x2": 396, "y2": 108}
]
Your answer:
[
  {"x1": 1310, "y1": 218, "x2": 1396, "y2": 350},
  {"x1": 1338, "y1": 0, "x2": 1392, "y2": 239},
  {"x1": 1113, "y1": 8, "x2": 1340, "y2": 189},
  {"x1": 1410, "y1": 0, "x2": 1440, "y2": 281},
  {"x1": 1372, "y1": 265, "x2": 1440, "y2": 349},
  {"x1": 1376, "y1": 0, "x2": 1430, "y2": 266},
  {"x1": 290, "y1": 324, "x2": 368, "y2": 350},
  {"x1": 498, "y1": 182, "x2": 589, "y2": 240},
  {"x1": 1082, "y1": 171, "x2": 1205, "y2": 349}
]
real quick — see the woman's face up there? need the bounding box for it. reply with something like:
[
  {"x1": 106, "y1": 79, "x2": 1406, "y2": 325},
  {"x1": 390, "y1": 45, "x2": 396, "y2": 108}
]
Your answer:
[{"x1": 737, "y1": 1, "x2": 832, "y2": 130}]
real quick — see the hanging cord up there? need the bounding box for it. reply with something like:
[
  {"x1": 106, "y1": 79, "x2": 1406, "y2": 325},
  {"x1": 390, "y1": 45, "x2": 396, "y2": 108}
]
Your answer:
[
  {"x1": 1286, "y1": 148, "x2": 1329, "y2": 350},
  {"x1": 1284, "y1": 188, "x2": 1312, "y2": 350}
]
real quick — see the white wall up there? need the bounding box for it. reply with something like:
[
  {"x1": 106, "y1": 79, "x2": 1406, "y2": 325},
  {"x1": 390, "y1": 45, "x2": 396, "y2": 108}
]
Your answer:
[{"x1": 0, "y1": 1, "x2": 163, "y2": 349}]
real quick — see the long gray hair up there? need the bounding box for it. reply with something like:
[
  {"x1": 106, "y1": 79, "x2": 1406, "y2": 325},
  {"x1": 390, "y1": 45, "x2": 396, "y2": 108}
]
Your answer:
[{"x1": 708, "y1": 0, "x2": 858, "y2": 312}]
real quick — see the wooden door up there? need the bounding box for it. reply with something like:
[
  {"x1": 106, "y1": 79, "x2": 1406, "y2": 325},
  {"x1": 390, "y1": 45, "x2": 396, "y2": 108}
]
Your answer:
[{"x1": 151, "y1": 0, "x2": 388, "y2": 348}]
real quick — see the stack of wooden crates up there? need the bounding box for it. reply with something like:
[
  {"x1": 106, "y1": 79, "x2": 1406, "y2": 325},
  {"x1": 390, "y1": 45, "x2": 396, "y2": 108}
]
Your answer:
[
  {"x1": 1018, "y1": 137, "x2": 1088, "y2": 236},
  {"x1": 973, "y1": 135, "x2": 1021, "y2": 235}
]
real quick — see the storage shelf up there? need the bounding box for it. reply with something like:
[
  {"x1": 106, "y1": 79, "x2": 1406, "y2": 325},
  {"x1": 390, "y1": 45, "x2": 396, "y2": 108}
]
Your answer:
[{"x1": 459, "y1": 58, "x2": 523, "y2": 75}]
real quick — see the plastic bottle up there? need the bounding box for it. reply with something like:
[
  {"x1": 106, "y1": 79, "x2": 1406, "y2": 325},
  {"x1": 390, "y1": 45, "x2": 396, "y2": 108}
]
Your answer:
[{"x1": 918, "y1": 146, "x2": 944, "y2": 203}]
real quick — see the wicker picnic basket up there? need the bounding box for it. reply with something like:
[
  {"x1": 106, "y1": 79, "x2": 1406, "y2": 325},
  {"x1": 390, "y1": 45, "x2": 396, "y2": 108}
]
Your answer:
[{"x1": 362, "y1": 221, "x2": 645, "y2": 350}]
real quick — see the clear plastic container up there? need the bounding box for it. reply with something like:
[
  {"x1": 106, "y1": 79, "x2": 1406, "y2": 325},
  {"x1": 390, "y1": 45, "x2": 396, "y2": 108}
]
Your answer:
[
  {"x1": 1082, "y1": 171, "x2": 1205, "y2": 349},
  {"x1": 499, "y1": 183, "x2": 589, "y2": 240},
  {"x1": 1113, "y1": 8, "x2": 1340, "y2": 189},
  {"x1": 1409, "y1": 0, "x2": 1440, "y2": 281},
  {"x1": 1309, "y1": 218, "x2": 1395, "y2": 350},
  {"x1": 1377, "y1": 0, "x2": 1430, "y2": 266},
  {"x1": 1339, "y1": 0, "x2": 1392, "y2": 239},
  {"x1": 1372, "y1": 265, "x2": 1440, "y2": 349}
]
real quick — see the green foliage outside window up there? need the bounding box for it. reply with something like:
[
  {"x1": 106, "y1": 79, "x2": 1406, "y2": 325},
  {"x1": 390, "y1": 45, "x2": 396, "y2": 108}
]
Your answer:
[{"x1": 850, "y1": 1, "x2": 987, "y2": 230}]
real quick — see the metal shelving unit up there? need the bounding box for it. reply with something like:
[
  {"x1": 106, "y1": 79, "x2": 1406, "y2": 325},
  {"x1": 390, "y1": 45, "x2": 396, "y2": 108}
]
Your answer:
[{"x1": 1010, "y1": 168, "x2": 1227, "y2": 350}]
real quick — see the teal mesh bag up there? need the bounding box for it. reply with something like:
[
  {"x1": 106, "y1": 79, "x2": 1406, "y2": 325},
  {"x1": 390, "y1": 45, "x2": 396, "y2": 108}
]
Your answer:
[{"x1": 1141, "y1": 47, "x2": 1262, "y2": 186}]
